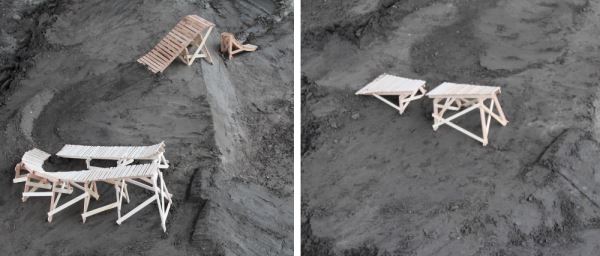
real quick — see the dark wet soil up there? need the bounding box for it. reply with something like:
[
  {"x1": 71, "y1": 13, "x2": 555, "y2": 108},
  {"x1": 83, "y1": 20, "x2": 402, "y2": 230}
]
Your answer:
[{"x1": 302, "y1": 0, "x2": 600, "y2": 255}]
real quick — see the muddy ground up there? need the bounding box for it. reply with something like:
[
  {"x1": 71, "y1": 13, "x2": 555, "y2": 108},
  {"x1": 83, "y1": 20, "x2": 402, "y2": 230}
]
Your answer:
[
  {"x1": 0, "y1": 0, "x2": 292, "y2": 255},
  {"x1": 302, "y1": 0, "x2": 600, "y2": 255}
]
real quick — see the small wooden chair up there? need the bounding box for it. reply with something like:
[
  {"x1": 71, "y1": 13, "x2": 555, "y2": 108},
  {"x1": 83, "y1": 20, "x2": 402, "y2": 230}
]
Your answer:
[
  {"x1": 426, "y1": 82, "x2": 508, "y2": 146},
  {"x1": 355, "y1": 74, "x2": 427, "y2": 115},
  {"x1": 220, "y1": 32, "x2": 258, "y2": 60},
  {"x1": 138, "y1": 15, "x2": 215, "y2": 73}
]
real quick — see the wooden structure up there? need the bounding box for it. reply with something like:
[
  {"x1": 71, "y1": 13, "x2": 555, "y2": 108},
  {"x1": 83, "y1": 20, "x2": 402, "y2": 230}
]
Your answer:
[
  {"x1": 14, "y1": 147, "x2": 173, "y2": 232},
  {"x1": 426, "y1": 82, "x2": 508, "y2": 146},
  {"x1": 355, "y1": 74, "x2": 427, "y2": 114},
  {"x1": 15, "y1": 142, "x2": 169, "y2": 201},
  {"x1": 138, "y1": 15, "x2": 215, "y2": 73},
  {"x1": 220, "y1": 32, "x2": 258, "y2": 60},
  {"x1": 55, "y1": 142, "x2": 169, "y2": 169}
]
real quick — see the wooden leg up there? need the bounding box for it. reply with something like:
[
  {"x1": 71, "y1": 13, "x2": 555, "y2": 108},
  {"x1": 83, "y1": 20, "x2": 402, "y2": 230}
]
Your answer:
[
  {"x1": 373, "y1": 94, "x2": 409, "y2": 114},
  {"x1": 220, "y1": 37, "x2": 226, "y2": 53},
  {"x1": 82, "y1": 194, "x2": 90, "y2": 223},
  {"x1": 202, "y1": 45, "x2": 213, "y2": 64},
  {"x1": 478, "y1": 98, "x2": 489, "y2": 146},
  {"x1": 115, "y1": 183, "x2": 122, "y2": 219},
  {"x1": 432, "y1": 98, "x2": 440, "y2": 129},
  {"x1": 22, "y1": 174, "x2": 31, "y2": 202},
  {"x1": 48, "y1": 183, "x2": 56, "y2": 223},
  {"x1": 82, "y1": 182, "x2": 90, "y2": 223},
  {"x1": 492, "y1": 94, "x2": 508, "y2": 125},
  {"x1": 228, "y1": 40, "x2": 233, "y2": 60},
  {"x1": 398, "y1": 95, "x2": 406, "y2": 114}
]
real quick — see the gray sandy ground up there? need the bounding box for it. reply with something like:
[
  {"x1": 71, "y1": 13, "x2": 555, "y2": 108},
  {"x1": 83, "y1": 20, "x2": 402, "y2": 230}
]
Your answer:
[
  {"x1": 0, "y1": 0, "x2": 292, "y2": 255},
  {"x1": 302, "y1": 0, "x2": 600, "y2": 255}
]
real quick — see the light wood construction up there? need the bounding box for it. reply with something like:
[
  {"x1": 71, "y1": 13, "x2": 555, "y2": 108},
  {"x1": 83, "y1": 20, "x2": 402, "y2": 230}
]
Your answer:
[
  {"x1": 426, "y1": 82, "x2": 508, "y2": 146},
  {"x1": 355, "y1": 74, "x2": 427, "y2": 115},
  {"x1": 55, "y1": 142, "x2": 169, "y2": 169},
  {"x1": 220, "y1": 32, "x2": 258, "y2": 60},
  {"x1": 15, "y1": 142, "x2": 168, "y2": 201},
  {"x1": 15, "y1": 149, "x2": 173, "y2": 232},
  {"x1": 138, "y1": 15, "x2": 215, "y2": 73},
  {"x1": 14, "y1": 148, "x2": 50, "y2": 184}
]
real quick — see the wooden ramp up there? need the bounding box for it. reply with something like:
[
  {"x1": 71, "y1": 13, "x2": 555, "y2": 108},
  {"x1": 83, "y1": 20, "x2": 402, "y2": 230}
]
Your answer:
[
  {"x1": 220, "y1": 32, "x2": 258, "y2": 60},
  {"x1": 14, "y1": 148, "x2": 50, "y2": 183},
  {"x1": 426, "y1": 82, "x2": 508, "y2": 146},
  {"x1": 138, "y1": 15, "x2": 215, "y2": 73},
  {"x1": 56, "y1": 142, "x2": 168, "y2": 168},
  {"x1": 356, "y1": 74, "x2": 427, "y2": 114},
  {"x1": 15, "y1": 149, "x2": 172, "y2": 232}
]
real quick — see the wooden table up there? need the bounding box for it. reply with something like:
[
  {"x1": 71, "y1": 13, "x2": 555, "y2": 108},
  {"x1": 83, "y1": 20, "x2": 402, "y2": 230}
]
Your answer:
[
  {"x1": 426, "y1": 82, "x2": 508, "y2": 146},
  {"x1": 356, "y1": 74, "x2": 427, "y2": 115}
]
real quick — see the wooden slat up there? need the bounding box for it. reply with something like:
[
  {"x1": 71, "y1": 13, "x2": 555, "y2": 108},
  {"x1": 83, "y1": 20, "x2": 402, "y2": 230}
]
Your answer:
[
  {"x1": 140, "y1": 55, "x2": 163, "y2": 71},
  {"x1": 173, "y1": 24, "x2": 197, "y2": 38},
  {"x1": 148, "y1": 49, "x2": 170, "y2": 64},
  {"x1": 177, "y1": 22, "x2": 201, "y2": 35},
  {"x1": 167, "y1": 31, "x2": 188, "y2": 45},
  {"x1": 152, "y1": 48, "x2": 175, "y2": 64},
  {"x1": 156, "y1": 40, "x2": 179, "y2": 55},
  {"x1": 427, "y1": 82, "x2": 500, "y2": 98}
]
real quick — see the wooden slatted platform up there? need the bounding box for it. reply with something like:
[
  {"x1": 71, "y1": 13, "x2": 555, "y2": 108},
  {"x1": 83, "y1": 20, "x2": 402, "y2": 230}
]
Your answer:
[
  {"x1": 56, "y1": 142, "x2": 165, "y2": 161},
  {"x1": 14, "y1": 148, "x2": 50, "y2": 184},
  {"x1": 47, "y1": 163, "x2": 158, "y2": 182},
  {"x1": 138, "y1": 15, "x2": 215, "y2": 73},
  {"x1": 356, "y1": 74, "x2": 427, "y2": 114},
  {"x1": 426, "y1": 82, "x2": 508, "y2": 146},
  {"x1": 426, "y1": 82, "x2": 500, "y2": 98}
]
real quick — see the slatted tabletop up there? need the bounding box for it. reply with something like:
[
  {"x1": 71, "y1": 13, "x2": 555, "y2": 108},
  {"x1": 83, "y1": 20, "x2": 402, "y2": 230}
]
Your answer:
[
  {"x1": 50, "y1": 163, "x2": 158, "y2": 182},
  {"x1": 356, "y1": 74, "x2": 426, "y2": 95},
  {"x1": 22, "y1": 148, "x2": 51, "y2": 172},
  {"x1": 138, "y1": 15, "x2": 215, "y2": 73},
  {"x1": 427, "y1": 82, "x2": 500, "y2": 98},
  {"x1": 56, "y1": 142, "x2": 165, "y2": 161}
]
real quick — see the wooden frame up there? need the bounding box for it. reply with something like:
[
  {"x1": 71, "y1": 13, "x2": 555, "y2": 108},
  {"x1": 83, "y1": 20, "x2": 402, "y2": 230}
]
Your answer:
[
  {"x1": 179, "y1": 26, "x2": 214, "y2": 65},
  {"x1": 427, "y1": 82, "x2": 508, "y2": 146},
  {"x1": 219, "y1": 32, "x2": 258, "y2": 60},
  {"x1": 138, "y1": 15, "x2": 215, "y2": 73},
  {"x1": 115, "y1": 172, "x2": 172, "y2": 232},
  {"x1": 356, "y1": 74, "x2": 427, "y2": 115},
  {"x1": 14, "y1": 148, "x2": 173, "y2": 232}
]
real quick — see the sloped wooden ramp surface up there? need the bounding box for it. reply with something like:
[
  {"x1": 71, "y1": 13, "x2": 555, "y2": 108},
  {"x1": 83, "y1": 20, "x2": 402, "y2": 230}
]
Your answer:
[{"x1": 138, "y1": 15, "x2": 215, "y2": 73}]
